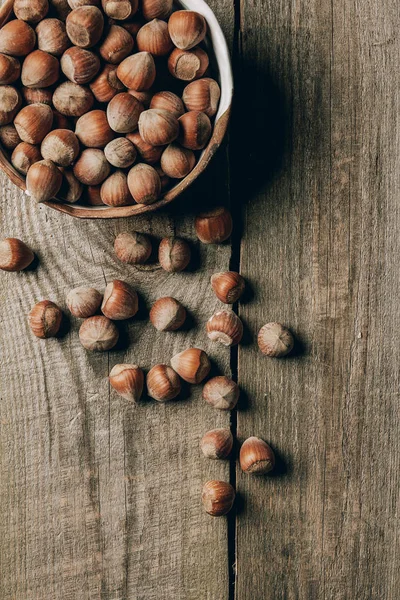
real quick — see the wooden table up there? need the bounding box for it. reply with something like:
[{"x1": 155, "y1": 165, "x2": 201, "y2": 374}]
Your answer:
[{"x1": 1, "y1": 0, "x2": 399, "y2": 598}]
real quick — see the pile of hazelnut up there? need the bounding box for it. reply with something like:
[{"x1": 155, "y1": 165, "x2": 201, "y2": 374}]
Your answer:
[{"x1": 0, "y1": 0, "x2": 221, "y2": 206}]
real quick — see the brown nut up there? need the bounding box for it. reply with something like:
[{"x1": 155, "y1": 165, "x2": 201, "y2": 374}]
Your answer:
[
  {"x1": 126, "y1": 131, "x2": 162, "y2": 164},
  {"x1": 168, "y1": 10, "x2": 206, "y2": 50},
  {"x1": 102, "y1": 0, "x2": 138, "y2": 20},
  {"x1": 141, "y1": 0, "x2": 172, "y2": 21},
  {"x1": 29, "y1": 300, "x2": 63, "y2": 338},
  {"x1": 0, "y1": 86, "x2": 21, "y2": 125},
  {"x1": 99, "y1": 24, "x2": 134, "y2": 63},
  {"x1": 67, "y1": 0, "x2": 100, "y2": 7},
  {"x1": 239, "y1": 437, "x2": 275, "y2": 474},
  {"x1": 178, "y1": 110, "x2": 211, "y2": 150},
  {"x1": 79, "y1": 315, "x2": 119, "y2": 351},
  {"x1": 170, "y1": 348, "x2": 210, "y2": 384},
  {"x1": 14, "y1": 0, "x2": 49, "y2": 23},
  {"x1": 150, "y1": 91, "x2": 184, "y2": 117},
  {"x1": 53, "y1": 81, "x2": 94, "y2": 116},
  {"x1": 206, "y1": 310, "x2": 243, "y2": 347},
  {"x1": 136, "y1": 19, "x2": 173, "y2": 56},
  {"x1": 0, "y1": 54, "x2": 20, "y2": 85},
  {"x1": 75, "y1": 109, "x2": 115, "y2": 147},
  {"x1": 109, "y1": 364, "x2": 144, "y2": 402},
  {"x1": 66, "y1": 286, "x2": 102, "y2": 317},
  {"x1": 114, "y1": 231, "x2": 152, "y2": 264},
  {"x1": 101, "y1": 279, "x2": 138, "y2": 320},
  {"x1": 202, "y1": 376, "x2": 239, "y2": 411},
  {"x1": 155, "y1": 166, "x2": 170, "y2": 190},
  {"x1": 117, "y1": 52, "x2": 156, "y2": 90},
  {"x1": 83, "y1": 185, "x2": 104, "y2": 205},
  {"x1": 195, "y1": 207, "x2": 233, "y2": 244},
  {"x1": 149, "y1": 297, "x2": 186, "y2": 332},
  {"x1": 14, "y1": 103, "x2": 53, "y2": 144},
  {"x1": 0, "y1": 124, "x2": 21, "y2": 150},
  {"x1": 41, "y1": 129, "x2": 80, "y2": 167},
  {"x1": 100, "y1": 170, "x2": 134, "y2": 206},
  {"x1": 138, "y1": 108, "x2": 179, "y2": 146},
  {"x1": 36, "y1": 18, "x2": 71, "y2": 56},
  {"x1": 211, "y1": 271, "x2": 245, "y2": 304},
  {"x1": 26, "y1": 160, "x2": 62, "y2": 203},
  {"x1": 202, "y1": 480, "x2": 235, "y2": 517},
  {"x1": 11, "y1": 142, "x2": 42, "y2": 174},
  {"x1": 104, "y1": 137, "x2": 137, "y2": 168},
  {"x1": 127, "y1": 163, "x2": 161, "y2": 204},
  {"x1": 90, "y1": 64, "x2": 124, "y2": 103},
  {"x1": 146, "y1": 364, "x2": 181, "y2": 402},
  {"x1": 200, "y1": 428, "x2": 233, "y2": 459},
  {"x1": 66, "y1": 6, "x2": 104, "y2": 48},
  {"x1": 0, "y1": 20, "x2": 36, "y2": 57},
  {"x1": 160, "y1": 143, "x2": 195, "y2": 179},
  {"x1": 21, "y1": 49, "x2": 59, "y2": 88},
  {"x1": 128, "y1": 89, "x2": 153, "y2": 107},
  {"x1": 257, "y1": 322, "x2": 294, "y2": 357},
  {"x1": 73, "y1": 148, "x2": 110, "y2": 185},
  {"x1": 22, "y1": 87, "x2": 53, "y2": 105},
  {"x1": 107, "y1": 92, "x2": 143, "y2": 133},
  {"x1": 158, "y1": 237, "x2": 191, "y2": 272},
  {"x1": 52, "y1": 0, "x2": 72, "y2": 19},
  {"x1": 168, "y1": 47, "x2": 208, "y2": 81},
  {"x1": 183, "y1": 78, "x2": 221, "y2": 117},
  {"x1": 52, "y1": 110, "x2": 73, "y2": 130},
  {"x1": 58, "y1": 169, "x2": 84, "y2": 202},
  {"x1": 0, "y1": 238, "x2": 34, "y2": 272},
  {"x1": 61, "y1": 46, "x2": 100, "y2": 84}
]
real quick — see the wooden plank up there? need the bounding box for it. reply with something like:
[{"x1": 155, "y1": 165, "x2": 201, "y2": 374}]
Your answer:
[{"x1": 236, "y1": 0, "x2": 400, "y2": 598}]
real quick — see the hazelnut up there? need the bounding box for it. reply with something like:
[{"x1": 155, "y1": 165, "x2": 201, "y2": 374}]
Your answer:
[
  {"x1": 11, "y1": 142, "x2": 42, "y2": 175},
  {"x1": 52, "y1": 110, "x2": 73, "y2": 130},
  {"x1": 160, "y1": 143, "x2": 195, "y2": 179},
  {"x1": 202, "y1": 376, "x2": 239, "y2": 411},
  {"x1": 26, "y1": 160, "x2": 63, "y2": 203},
  {"x1": 14, "y1": 0, "x2": 49, "y2": 22},
  {"x1": 168, "y1": 10, "x2": 207, "y2": 50},
  {"x1": 136, "y1": 19, "x2": 173, "y2": 56},
  {"x1": 100, "y1": 170, "x2": 134, "y2": 206},
  {"x1": 53, "y1": 81, "x2": 94, "y2": 116},
  {"x1": 109, "y1": 364, "x2": 144, "y2": 402},
  {"x1": 66, "y1": 6, "x2": 104, "y2": 48},
  {"x1": 119, "y1": 17, "x2": 144, "y2": 36},
  {"x1": 29, "y1": 300, "x2": 63, "y2": 338},
  {"x1": 170, "y1": 348, "x2": 210, "y2": 384},
  {"x1": 22, "y1": 87, "x2": 53, "y2": 105},
  {"x1": 0, "y1": 54, "x2": 20, "y2": 85},
  {"x1": 79, "y1": 315, "x2": 119, "y2": 351},
  {"x1": 0, "y1": 124, "x2": 21, "y2": 150},
  {"x1": 126, "y1": 131, "x2": 162, "y2": 164},
  {"x1": 149, "y1": 297, "x2": 186, "y2": 331},
  {"x1": 138, "y1": 108, "x2": 179, "y2": 146},
  {"x1": 128, "y1": 89, "x2": 153, "y2": 107},
  {"x1": 90, "y1": 64, "x2": 124, "y2": 103},
  {"x1": 41, "y1": 129, "x2": 80, "y2": 167},
  {"x1": 141, "y1": 0, "x2": 172, "y2": 20},
  {"x1": 168, "y1": 47, "x2": 209, "y2": 81},
  {"x1": 68, "y1": 0, "x2": 100, "y2": 7},
  {"x1": 114, "y1": 231, "x2": 152, "y2": 264},
  {"x1": 14, "y1": 103, "x2": 53, "y2": 144},
  {"x1": 117, "y1": 52, "x2": 156, "y2": 90},
  {"x1": 211, "y1": 271, "x2": 245, "y2": 304},
  {"x1": 201, "y1": 480, "x2": 235, "y2": 517},
  {"x1": 101, "y1": 0, "x2": 138, "y2": 20},
  {"x1": 150, "y1": 91, "x2": 184, "y2": 117},
  {"x1": 155, "y1": 166, "x2": 170, "y2": 190},
  {"x1": 0, "y1": 86, "x2": 21, "y2": 125},
  {"x1": 99, "y1": 24, "x2": 134, "y2": 63},
  {"x1": 75, "y1": 110, "x2": 115, "y2": 147},
  {"x1": 58, "y1": 169, "x2": 84, "y2": 202},
  {"x1": 257, "y1": 322, "x2": 294, "y2": 357},
  {"x1": 158, "y1": 237, "x2": 191, "y2": 272},
  {"x1": 66, "y1": 286, "x2": 102, "y2": 317},
  {"x1": 84, "y1": 184, "x2": 104, "y2": 205},
  {"x1": 36, "y1": 18, "x2": 71, "y2": 56},
  {"x1": 146, "y1": 364, "x2": 181, "y2": 402},
  {"x1": 182, "y1": 78, "x2": 221, "y2": 117},
  {"x1": 61, "y1": 46, "x2": 100, "y2": 84},
  {"x1": 21, "y1": 50, "x2": 60, "y2": 88},
  {"x1": 0, "y1": 20, "x2": 36, "y2": 57},
  {"x1": 239, "y1": 437, "x2": 275, "y2": 474},
  {"x1": 104, "y1": 137, "x2": 137, "y2": 168},
  {"x1": 52, "y1": 0, "x2": 72, "y2": 19},
  {"x1": 0, "y1": 238, "x2": 34, "y2": 272},
  {"x1": 127, "y1": 163, "x2": 161, "y2": 204},
  {"x1": 178, "y1": 111, "x2": 211, "y2": 150},
  {"x1": 200, "y1": 429, "x2": 233, "y2": 460},
  {"x1": 101, "y1": 280, "x2": 138, "y2": 320},
  {"x1": 107, "y1": 92, "x2": 143, "y2": 133},
  {"x1": 195, "y1": 207, "x2": 233, "y2": 244},
  {"x1": 206, "y1": 310, "x2": 243, "y2": 347},
  {"x1": 73, "y1": 148, "x2": 110, "y2": 185}
]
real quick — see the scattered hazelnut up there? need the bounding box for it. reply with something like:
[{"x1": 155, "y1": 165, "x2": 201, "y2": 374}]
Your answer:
[
  {"x1": 0, "y1": 238, "x2": 34, "y2": 272},
  {"x1": 127, "y1": 163, "x2": 161, "y2": 204},
  {"x1": 26, "y1": 159, "x2": 63, "y2": 202},
  {"x1": 14, "y1": 0, "x2": 49, "y2": 23},
  {"x1": 257, "y1": 322, "x2": 294, "y2": 357},
  {"x1": 79, "y1": 315, "x2": 119, "y2": 351},
  {"x1": 201, "y1": 480, "x2": 235, "y2": 517},
  {"x1": 206, "y1": 310, "x2": 243, "y2": 347},
  {"x1": 102, "y1": 0, "x2": 138, "y2": 20},
  {"x1": 14, "y1": 103, "x2": 53, "y2": 144},
  {"x1": 104, "y1": 137, "x2": 137, "y2": 168},
  {"x1": 0, "y1": 86, "x2": 21, "y2": 125},
  {"x1": 168, "y1": 10, "x2": 207, "y2": 50},
  {"x1": 21, "y1": 49, "x2": 60, "y2": 88},
  {"x1": 100, "y1": 170, "x2": 134, "y2": 206},
  {"x1": 239, "y1": 437, "x2": 275, "y2": 474},
  {"x1": 0, "y1": 54, "x2": 21, "y2": 85},
  {"x1": 136, "y1": 19, "x2": 173, "y2": 56},
  {"x1": 0, "y1": 124, "x2": 21, "y2": 150},
  {"x1": 114, "y1": 231, "x2": 152, "y2": 264},
  {"x1": 101, "y1": 279, "x2": 138, "y2": 320},
  {"x1": 73, "y1": 148, "x2": 110, "y2": 185},
  {"x1": 200, "y1": 428, "x2": 233, "y2": 459},
  {"x1": 22, "y1": 87, "x2": 53, "y2": 105},
  {"x1": 160, "y1": 143, "x2": 195, "y2": 179},
  {"x1": 195, "y1": 207, "x2": 233, "y2": 244},
  {"x1": 36, "y1": 18, "x2": 71, "y2": 56},
  {"x1": 0, "y1": 20, "x2": 36, "y2": 57},
  {"x1": 117, "y1": 52, "x2": 156, "y2": 90},
  {"x1": 202, "y1": 376, "x2": 239, "y2": 411},
  {"x1": 99, "y1": 24, "x2": 134, "y2": 63},
  {"x1": 61, "y1": 46, "x2": 100, "y2": 84},
  {"x1": 66, "y1": 286, "x2": 102, "y2": 317},
  {"x1": 211, "y1": 271, "x2": 245, "y2": 304},
  {"x1": 41, "y1": 129, "x2": 80, "y2": 166},
  {"x1": 109, "y1": 364, "x2": 144, "y2": 402},
  {"x1": 146, "y1": 364, "x2": 181, "y2": 402},
  {"x1": 107, "y1": 92, "x2": 143, "y2": 134},
  {"x1": 89, "y1": 64, "x2": 124, "y2": 103},
  {"x1": 170, "y1": 348, "x2": 210, "y2": 384},
  {"x1": 183, "y1": 78, "x2": 221, "y2": 117},
  {"x1": 75, "y1": 109, "x2": 115, "y2": 147},
  {"x1": 66, "y1": 6, "x2": 104, "y2": 48},
  {"x1": 127, "y1": 89, "x2": 153, "y2": 107},
  {"x1": 138, "y1": 108, "x2": 179, "y2": 146},
  {"x1": 149, "y1": 297, "x2": 186, "y2": 331},
  {"x1": 158, "y1": 237, "x2": 191, "y2": 272},
  {"x1": 178, "y1": 110, "x2": 211, "y2": 150},
  {"x1": 150, "y1": 91, "x2": 184, "y2": 117},
  {"x1": 168, "y1": 47, "x2": 209, "y2": 81},
  {"x1": 11, "y1": 142, "x2": 42, "y2": 175},
  {"x1": 53, "y1": 81, "x2": 94, "y2": 116},
  {"x1": 58, "y1": 169, "x2": 84, "y2": 202},
  {"x1": 29, "y1": 300, "x2": 63, "y2": 338},
  {"x1": 126, "y1": 131, "x2": 162, "y2": 164},
  {"x1": 141, "y1": 0, "x2": 172, "y2": 21}
]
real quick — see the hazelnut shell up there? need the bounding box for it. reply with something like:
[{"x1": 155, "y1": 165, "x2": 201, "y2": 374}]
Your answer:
[
  {"x1": 79, "y1": 315, "x2": 119, "y2": 351},
  {"x1": 170, "y1": 348, "x2": 210, "y2": 384},
  {"x1": 109, "y1": 364, "x2": 144, "y2": 402},
  {"x1": 29, "y1": 300, "x2": 63, "y2": 338},
  {"x1": 239, "y1": 437, "x2": 276, "y2": 474},
  {"x1": 146, "y1": 364, "x2": 181, "y2": 402},
  {"x1": 0, "y1": 238, "x2": 34, "y2": 272}
]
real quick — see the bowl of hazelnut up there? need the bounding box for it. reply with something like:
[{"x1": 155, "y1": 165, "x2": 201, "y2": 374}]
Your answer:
[{"x1": 0, "y1": 0, "x2": 232, "y2": 218}]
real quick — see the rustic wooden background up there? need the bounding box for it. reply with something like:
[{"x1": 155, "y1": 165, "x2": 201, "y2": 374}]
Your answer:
[{"x1": 1, "y1": 0, "x2": 399, "y2": 598}]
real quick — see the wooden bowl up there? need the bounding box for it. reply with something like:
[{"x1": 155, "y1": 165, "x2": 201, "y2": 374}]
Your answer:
[{"x1": 0, "y1": 0, "x2": 233, "y2": 219}]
